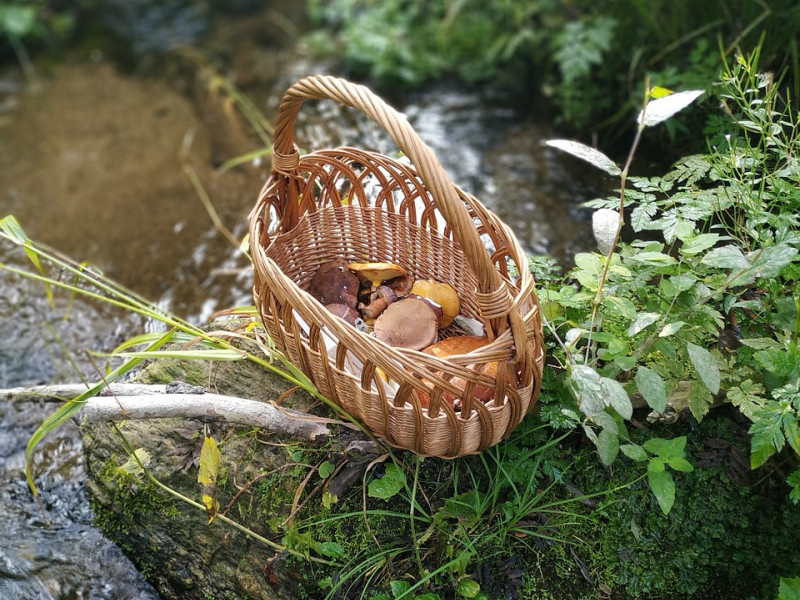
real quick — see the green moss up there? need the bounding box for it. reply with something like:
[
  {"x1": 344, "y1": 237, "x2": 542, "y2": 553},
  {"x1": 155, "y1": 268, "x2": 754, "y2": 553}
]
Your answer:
[
  {"x1": 91, "y1": 457, "x2": 176, "y2": 537},
  {"x1": 137, "y1": 358, "x2": 208, "y2": 387},
  {"x1": 571, "y1": 413, "x2": 800, "y2": 599}
]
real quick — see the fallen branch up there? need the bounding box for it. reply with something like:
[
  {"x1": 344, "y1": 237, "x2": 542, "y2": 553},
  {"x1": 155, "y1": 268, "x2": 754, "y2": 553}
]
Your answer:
[{"x1": 1, "y1": 383, "x2": 331, "y2": 442}]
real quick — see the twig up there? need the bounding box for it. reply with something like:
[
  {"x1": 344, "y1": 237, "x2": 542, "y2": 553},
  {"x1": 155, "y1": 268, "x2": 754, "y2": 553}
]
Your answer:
[{"x1": 1, "y1": 383, "x2": 331, "y2": 442}]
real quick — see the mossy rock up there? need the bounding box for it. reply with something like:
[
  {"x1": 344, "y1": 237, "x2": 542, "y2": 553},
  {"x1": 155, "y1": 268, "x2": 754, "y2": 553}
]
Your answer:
[{"x1": 80, "y1": 327, "x2": 361, "y2": 599}]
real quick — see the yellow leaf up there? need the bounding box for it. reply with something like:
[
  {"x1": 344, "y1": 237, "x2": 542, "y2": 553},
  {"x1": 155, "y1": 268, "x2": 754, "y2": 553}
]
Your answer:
[
  {"x1": 649, "y1": 86, "x2": 674, "y2": 99},
  {"x1": 198, "y1": 434, "x2": 221, "y2": 523}
]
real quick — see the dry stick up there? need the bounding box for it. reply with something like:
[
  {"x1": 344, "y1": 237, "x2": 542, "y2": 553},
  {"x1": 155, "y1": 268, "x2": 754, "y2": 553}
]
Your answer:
[{"x1": 1, "y1": 384, "x2": 331, "y2": 442}]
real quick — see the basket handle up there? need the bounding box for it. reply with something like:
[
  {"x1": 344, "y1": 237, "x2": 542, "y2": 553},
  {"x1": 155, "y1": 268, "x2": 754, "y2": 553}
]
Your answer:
[{"x1": 271, "y1": 75, "x2": 510, "y2": 337}]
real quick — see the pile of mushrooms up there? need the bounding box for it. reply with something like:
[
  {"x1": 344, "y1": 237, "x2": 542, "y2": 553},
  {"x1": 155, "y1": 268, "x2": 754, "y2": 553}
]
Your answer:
[
  {"x1": 308, "y1": 258, "x2": 496, "y2": 407},
  {"x1": 309, "y1": 258, "x2": 462, "y2": 350}
]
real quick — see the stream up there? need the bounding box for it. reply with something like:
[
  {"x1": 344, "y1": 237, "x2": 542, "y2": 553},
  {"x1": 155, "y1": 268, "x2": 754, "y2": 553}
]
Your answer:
[{"x1": 0, "y1": 3, "x2": 612, "y2": 598}]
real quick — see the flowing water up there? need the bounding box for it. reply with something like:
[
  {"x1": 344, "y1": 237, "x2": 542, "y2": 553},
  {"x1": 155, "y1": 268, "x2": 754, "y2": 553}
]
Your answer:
[{"x1": 0, "y1": 3, "x2": 612, "y2": 598}]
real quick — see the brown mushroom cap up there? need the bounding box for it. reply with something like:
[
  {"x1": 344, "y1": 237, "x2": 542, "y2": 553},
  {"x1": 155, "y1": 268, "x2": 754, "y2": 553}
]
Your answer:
[
  {"x1": 408, "y1": 292, "x2": 444, "y2": 324},
  {"x1": 324, "y1": 303, "x2": 361, "y2": 326},
  {"x1": 373, "y1": 297, "x2": 439, "y2": 350},
  {"x1": 410, "y1": 279, "x2": 461, "y2": 328},
  {"x1": 348, "y1": 262, "x2": 408, "y2": 290},
  {"x1": 309, "y1": 258, "x2": 360, "y2": 308},
  {"x1": 383, "y1": 274, "x2": 415, "y2": 297}
]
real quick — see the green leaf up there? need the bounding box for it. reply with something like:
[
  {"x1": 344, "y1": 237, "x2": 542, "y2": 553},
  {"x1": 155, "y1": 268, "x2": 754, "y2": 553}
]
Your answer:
[
  {"x1": 648, "y1": 468, "x2": 676, "y2": 514},
  {"x1": 635, "y1": 367, "x2": 667, "y2": 413},
  {"x1": 321, "y1": 489, "x2": 338, "y2": 508},
  {"x1": 620, "y1": 443, "x2": 648, "y2": 462},
  {"x1": 727, "y1": 380, "x2": 767, "y2": 420},
  {"x1": 390, "y1": 580, "x2": 412, "y2": 597},
  {"x1": 110, "y1": 349, "x2": 246, "y2": 361},
  {"x1": 627, "y1": 312, "x2": 661, "y2": 336},
  {"x1": 750, "y1": 435, "x2": 778, "y2": 469},
  {"x1": 686, "y1": 342, "x2": 720, "y2": 395},
  {"x1": 545, "y1": 140, "x2": 621, "y2": 176},
  {"x1": 456, "y1": 578, "x2": 482, "y2": 598},
  {"x1": 0, "y1": 6, "x2": 37, "y2": 37},
  {"x1": 319, "y1": 541, "x2": 345, "y2": 559},
  {"x1": 755, "y1": 345, "x2": 800, "y2": 381},
  {"x1": 737, "y1": 333, "x2": 778, "y2": 349},
  {"x1": 644, "y1": 436, "x2": 687, "y2": 458},
  {"x1": 666, "y1": 456, "x2": 694, "y2": 472},
  {"x1": 596, "y1": 428, "x2": 619, "y2": 465},
  {"x1": 117, "y1": 448, "x2": 152, "y2": 476},
  {"x1": 574, "y1": 252, "x2": 604, "y2": 273},
  {"x1": 603, "y1": 296, "x2": 637, "y2": 320},
  {"x1": 785, "y1": 417, "x2": 800, "y2": 457},
  {"x1": 436, "y1": 491, "x2": 481, "y2": 525},
  {"x1": 628, "y1": 251, "x2": 677, "y2": 266},
  {"x1": 0, "y1": 215, "x2": 55, "y2": 307},
  {"x1": 318, "y1": 460, "x2": 336, "y2": 478},
  {"x1": 688, "y1": 380, "x2": 713, "y2": 421},
  {"x1": 368, "y1": 463, "x2": 406, "y2": 500},
  {"x1": 658, "y1": 321, "x2": 686, "y2": 337},
  {"x1": 749, "y1": 243, "x2": 798, "y2": 279},
  {"x1": 778, "y1": 577, "x2": 800, "y2": 600},
  {"x1": 788, "y1": 469, "x2": 800, "y2": 505},
  {"x1": 601, "y1": 377, "x2": 633, "y2": 420},
  {"x1": 630, "y1": 201, "x2": 657, "y2": 232},
  {"x1": 701, "y1": 245, "x2": 750, "y2": 270},
  {"x1": 0, "y1": 214, "x2": 27, "y2": 243},
  {"x1": 749, "y1": 400, "x2": 791, "y2": 468},
  {"x1": 680, "y1": 233, "x2": 720, "y2": 255},
  {"x1": 568, "y1": 364, "x2": 605, "y2": 416},
  {"x1": 590, "y1": 410, "x2": 619, "y2": 434}
]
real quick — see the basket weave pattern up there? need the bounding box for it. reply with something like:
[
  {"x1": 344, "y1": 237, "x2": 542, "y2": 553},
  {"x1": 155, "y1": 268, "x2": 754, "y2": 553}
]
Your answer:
[{"x1": 249, "y1": 76, "x2": 544, "y2": 457}]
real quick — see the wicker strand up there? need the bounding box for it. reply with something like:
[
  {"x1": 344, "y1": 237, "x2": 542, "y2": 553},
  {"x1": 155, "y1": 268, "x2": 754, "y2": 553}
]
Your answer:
[
  {"x1": 272, "y1": 145, "x2": 301, "y2": 175},
  {"x1": 475, "y1": 287, "x2": 513, "y2": 320}
]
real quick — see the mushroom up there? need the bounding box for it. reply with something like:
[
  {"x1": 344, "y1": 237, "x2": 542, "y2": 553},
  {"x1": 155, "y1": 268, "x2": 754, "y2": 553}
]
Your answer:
[
  {"x1": 384, "y1": 274, "x2": 415, "y2": 297},
  {"x1": 359, "y1": 284, "x2": 399, "y2": 319},
  {"x1": 324, "y1": 303, "x2": 361, "y2": 326},
  {"x1": 309, "y1": 258, "x2": 360, "y2": 308},
  {"x1": 421, "y1": 335, "x2": 489, "y2": 359},
  {"x1": 408, "y1": 292, "x2": 444, "y2": 323},
  {"x1": 409, "y1": 279, "x2": 461, "y2": 328},
  {"x1": 418, "y1": 336, "x2": 497, "y2": 408},
  {"x1": 373, "y1": 297, "x2": 439, "y2": 350},
  {"x1": 348, "y1": 262, "x2": 408, "y2": 292}
]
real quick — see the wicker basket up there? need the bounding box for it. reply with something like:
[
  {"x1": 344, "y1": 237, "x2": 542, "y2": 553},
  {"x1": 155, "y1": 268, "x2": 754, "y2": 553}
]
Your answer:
[{"x1": 249, "y1": 75, "x2": 544, "y2": 458}]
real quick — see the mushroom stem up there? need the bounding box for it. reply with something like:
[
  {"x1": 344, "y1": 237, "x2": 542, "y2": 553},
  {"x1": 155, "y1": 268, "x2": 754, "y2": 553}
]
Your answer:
[{"x1": 359, "y1": 284, "x2": 398, "y2": 319}]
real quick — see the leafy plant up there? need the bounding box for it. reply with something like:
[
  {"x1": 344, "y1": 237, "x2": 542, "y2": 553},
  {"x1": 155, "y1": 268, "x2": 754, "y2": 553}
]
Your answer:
[
  {"x1": 543, "y1": 83, "x2": 706, "y2": 513},
  {"x1": 541, "y1": 43, "x2": 800, "y2": 511},
  {"x1": 304, "y1": 0, "x2": 799, "y2": 135}
]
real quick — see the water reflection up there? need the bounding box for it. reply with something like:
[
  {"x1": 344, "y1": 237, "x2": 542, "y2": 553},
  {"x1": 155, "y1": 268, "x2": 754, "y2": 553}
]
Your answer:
[{"x1": 0, "y1": 396, "x2": 161, "y2": 600}]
